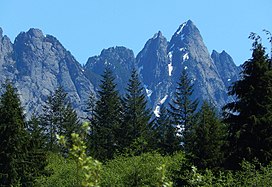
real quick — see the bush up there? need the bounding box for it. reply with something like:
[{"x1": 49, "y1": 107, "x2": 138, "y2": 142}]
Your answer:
[
  {"x1": 35, "y1": 153, "x2": 82, "y2": 187},
  {"x1": 101, "y1": 152, "x2": 186, "y2": 186}
]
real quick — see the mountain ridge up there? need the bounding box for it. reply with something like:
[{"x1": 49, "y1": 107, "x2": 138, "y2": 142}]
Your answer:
[{"x1": 0, "y1": 20, "x2": 241, "y2": 118}]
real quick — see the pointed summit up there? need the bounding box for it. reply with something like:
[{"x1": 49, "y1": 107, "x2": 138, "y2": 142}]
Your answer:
[
  {"x1": 173, "y1": 20, "x2": 197, "y2": 37},
  {"x1": 152, "y1": 30, "x2": 163, "y2": 39},
  {"x1": 211, "y1": 50, "x2": 241, "y2": 88},
  {"x1": 27, "y1": 28, "x2": 44, "y2": 38}
]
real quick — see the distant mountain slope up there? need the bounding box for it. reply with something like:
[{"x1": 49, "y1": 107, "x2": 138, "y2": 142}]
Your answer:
[
  {"x1": 211, "y1": 50, "x2": 241, "y2": 89},
  {"x1": 0, "y1": 20, "x2": 241, "y2": 118},
  {"x1": 84, "y1": 46, "x2": 135, "y2": 94},
  {"x1": 0, "y1": 28, "x2": 94, "y2": 119}
]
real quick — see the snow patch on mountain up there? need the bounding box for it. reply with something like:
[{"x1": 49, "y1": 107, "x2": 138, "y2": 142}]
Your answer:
[
  {"x1": 179, "y1": 47, "x2": 185, "y2": 52},
  {"x1": 154, "y1": 106, "x2": 160, "y2": 117},
  {"x1": 176, "y1": 23, "x2": 186, "y2": 35},
  {"x1": 160, "y1": 95, "x2": 168, "y2": 104},
  {"x1": 168, "y1": 51, "x2": 173, "y2": 61},
  {"x1": 168, "y1": 63, "x2": 173, "y2": 76},
  {"x1": 183, "y1": 53, "x2": 189, "y2": 61},
  {"x1": 144, "y1": 85, "x2": 153, "y2": 97}
]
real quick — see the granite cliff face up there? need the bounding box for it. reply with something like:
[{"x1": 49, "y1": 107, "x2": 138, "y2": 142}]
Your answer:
[
  {"x1": 0, "y1": 28, "x2": 17, "y2": 81},
  {"x1": 0, "y1": 28, "x2": 94, "y2": 118},
  {"x1": 167, "y1": 20, "x2": 229, "y2": 108},
  {"x1": 84, "y1": 46, "x2": 135, "y2": 94},
  {"x1": 136, "y1": 31, "x2": 171, "y2": 108},
  {"x1": 134, "y1": 20, "x2": 238, "y2": 115},
  {"x1": 0, "y1": 20, "x2": 241, "y2": 118},
  {"x1": 211, "y1": 50, "x2": 241, "y2": 89}
]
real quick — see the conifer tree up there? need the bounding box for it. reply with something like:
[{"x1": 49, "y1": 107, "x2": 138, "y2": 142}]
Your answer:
[
  {"x1": 41, "y1": 86, "x2": 80, "y2": 152},
  {"x1": 0, "y1": 82, "x2": 29, "y2": 186},
  {"x1": 121, "y1": 68, "x2": 152, "y2": 153},
  {"x1": 26, "y1": 116, "x2": 48, "y2": 183},
  {"x1": 154, "y1": 104, "x2": 181, "y2": 155},
  {"x1": 188, "y1": 101, "x2": 226, "y2": 170},
  {"x1": 223, "y1": 35, "x2": 272, "y2": 169},
  {"x1": 90, "y1": 67, "x2": 123, "y2": 160},
  {"x1": 168, "y1": 69, "x2": 198, "y2": 151},
  {"x1": 86, "y1": 90, "x2": 96, "y2": 121}
]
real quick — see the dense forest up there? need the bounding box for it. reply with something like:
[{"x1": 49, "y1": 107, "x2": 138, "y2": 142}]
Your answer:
[{"x1": 1, "y1": 35, "x2": 272, "y2": 186}]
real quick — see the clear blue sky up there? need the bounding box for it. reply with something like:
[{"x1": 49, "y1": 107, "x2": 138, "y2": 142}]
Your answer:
[{"x1": 1, "y1": 0, "x2": 271, "y2": 65}]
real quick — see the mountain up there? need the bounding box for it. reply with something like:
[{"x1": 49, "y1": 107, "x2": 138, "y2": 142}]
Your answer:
[
  {"x1": 84, "y1": 46, "x2": 135, "y2": 94},
  {"x1": 0, "y1": 28, "x2": 17, "y2": 81},
  {"x1": 136, "y1": 20, "x2": 235, "y2": 115},
  {"x1": 211, "y1": 50, "x2": 241, "y2": 89},
  {"x1": 0, "y1": 20, "x2": 241, "y2": 118},
  {"x1": 136, "y1": 31, "x2": 171, "y2": 108},
  {"x1": 0, "y1": 28, "x2": 94, "y2": 119}
]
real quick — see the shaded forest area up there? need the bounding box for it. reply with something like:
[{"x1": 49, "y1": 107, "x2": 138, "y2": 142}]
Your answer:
[{"x1": 1, "y1": 35, "x2": 272, "y2": 186}]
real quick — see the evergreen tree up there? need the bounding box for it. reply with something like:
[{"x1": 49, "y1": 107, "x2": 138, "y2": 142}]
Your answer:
[
  {"x1": 223, "y1": 36, "x2": 272, "y2": 169},
  {"x1": 168, "y1": 69, "x2": 198, "y2": 151},
  {"x1": 41, "y1": 86, "x2": 80, "y2": 152},
  {"x1": 188, "y1": 101, "x2": 226, "y2": 170},
  {"x1": 154, "y1": 104, "x2": 181, "y2": 155},
  {"x1": 0, "y1": 82, "x2": 29, "y2": 186},
  {"x1": 90, "y1": 67, "x2": 123, "y2": 160},
  {"x1": 121, "y1": 69, "x2": 152, "y2": 153},
  {"x1": 86, "y1": 90, "x2": 96, "y2": 121},
  {"x1": 26, "y1": 116, "x2": 48, "y2": 183}
]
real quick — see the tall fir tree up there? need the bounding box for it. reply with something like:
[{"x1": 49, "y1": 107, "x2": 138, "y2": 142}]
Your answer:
[
  {"x1": 168, "y1": 69, "x2": 198, "y2": 151},
  {"x1": 223, "y1": 36, "x2": 272, "y2": 169},
  {"x1": 188, "y1": 101, "x2": 226, "y2": 170},
  {"x1": 41, "y1": 86, "x2": 80, "y2": 152},
  {"x1": 121, "y1": 68, "x2": 152, "y2": 154},
  {"x1": 86, "y1": 90, "x2": 96, "y2": 121},
  {"x1": 0, "y1": 82, "x2": 30, "y2": 186},
  {"x1": 90, "y1": 67, "x2": 123, "y2": 160},
  {"x1": 26, "y1": 115, "x2": 48, "y2": 184},
  {"x1": 153, "y1": 104, "x2": 181, "y2": 155}
]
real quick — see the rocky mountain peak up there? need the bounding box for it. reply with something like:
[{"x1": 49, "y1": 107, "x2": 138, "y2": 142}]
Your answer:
[
  {"x1": 84, "y1": 46, "x2": 135, "y2": 94},
  {"x1": 152, "y1": 31, "x2": 164, "y2": 39},
  {"x1": 0, "y1": 20, "x2": 241, "y2": 118},
  {"x1": 212, "y1": 49, "x2": 241, "y2": 88},
  {"x1": 3, "y1": 28, "x2": 95, "y2": 119},
  {"x1": 27, "y1": 28, "x2": 44, "y2": 38}
]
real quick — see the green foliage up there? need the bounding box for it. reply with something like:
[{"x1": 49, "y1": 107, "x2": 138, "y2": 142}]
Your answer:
[
  {"x1": 66, "y1": 122, "x2": 101, "y2": 187},
  {"x1": 121, "y1": 68, "x2": 152, "y2": 154},
  {"x1": 168, "y1": 69, "x2": 198, "y2": 152},
  {"x1": 101, "y1": 152, "x2": 185, "y2": 187},
  {"x1": 154, "y1": 104, "x2": 181, "y2": 155},
  {"x1": 90, "y1": 67, "x2": 123, "y2": 160},
  {"x1": 86, "y1": 90, "x2": 96, "y2": 121},
  {"x1": 41, "y1": 86, "x2": 80, "y2": 152},
  {"x1": 183, "y1": 161, "x2": 272, "y2": 187},
  {"x1": 223, "y1": 37, "x2": 272, "y2": 169},
  {"x1": 35, "y1": 153, "x2": 80, "y2": 187},
  {"x1": 188, "y1": 101, "x2": 226, "y2": 170},
  {"x1": 38, "y1": 122, "x2": 102, "y2": 187},
  {"x1": 0, "y1": 81, "x2": 34, "y2": 186},
  {"x1": 26, "y1": 116, "x2": 48, "y2": 183}
]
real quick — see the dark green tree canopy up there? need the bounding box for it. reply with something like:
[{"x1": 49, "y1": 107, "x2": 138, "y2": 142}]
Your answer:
[
  {"x1": 0, "y1": 82, "x2": 35, "y2": 186},
  {"x1": 168, "y1": 69, "x2": 198, "y2": 149},
  {"x1": 189, "y1": 101, "x2": 226, "y2": 170},
  {"x1": 223, "y1": 37, "x2": 272, "y2": 169},
  {"x1": 90, "y1": 67, "x2": 123, "y2": 160},
  {"x1": 41, "y1": 86, "x2": 80, "y2": 152},
  {"x1": 153, "y1": 104, "x2": 181, "y2": 155},
  {"x1": 121, "y1": 68, "x2": 152, "y2": 152}
]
